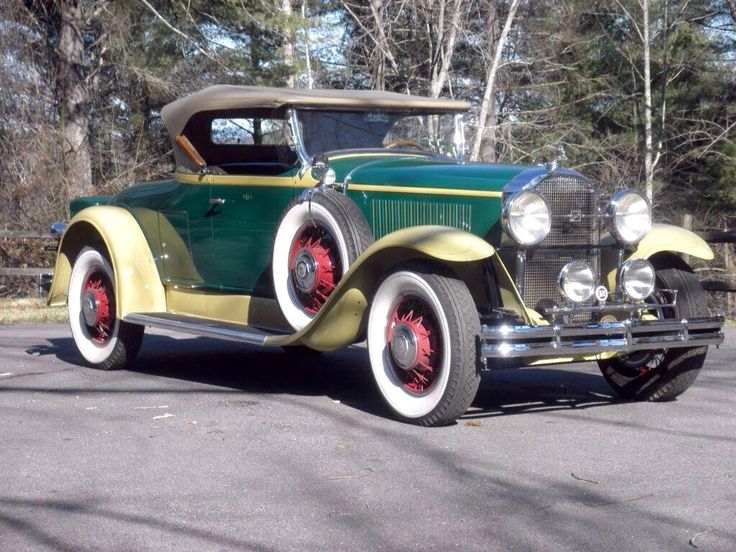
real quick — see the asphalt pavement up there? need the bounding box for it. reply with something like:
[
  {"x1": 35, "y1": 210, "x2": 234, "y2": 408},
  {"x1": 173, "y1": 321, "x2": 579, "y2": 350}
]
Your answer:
[{"x1": 0, "y1": 323, "x2": 734, "y2": 551}]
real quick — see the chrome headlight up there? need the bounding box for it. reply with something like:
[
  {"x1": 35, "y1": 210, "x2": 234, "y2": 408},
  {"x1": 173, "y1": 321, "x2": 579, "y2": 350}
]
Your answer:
[
  {"x1": 609, "y1": 190, "x2": 651, "y2": 244},
  {"x1": 503, "y1": 191, "x2": 551, "y2": 246},
  {"x1": 620, "y1": 259, "x2": 655, "y2": 301},
  {"x1": 558, "y1": 261, "x2": 596, "y2": 303}
]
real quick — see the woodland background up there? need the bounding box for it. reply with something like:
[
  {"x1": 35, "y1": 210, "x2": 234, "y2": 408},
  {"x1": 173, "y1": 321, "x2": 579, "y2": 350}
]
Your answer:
[{"x1": 0, "y1": 0, "x2": 734, "y2": 299}]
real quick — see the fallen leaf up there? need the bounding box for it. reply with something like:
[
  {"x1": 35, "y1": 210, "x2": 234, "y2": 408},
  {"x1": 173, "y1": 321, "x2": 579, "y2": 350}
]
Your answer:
[
  {"x1": 689, "y1": 527, "x2": 716, "y2": 548},
  {"x1": 465, "y1": 420, "x2": 482, "y2": 427}
]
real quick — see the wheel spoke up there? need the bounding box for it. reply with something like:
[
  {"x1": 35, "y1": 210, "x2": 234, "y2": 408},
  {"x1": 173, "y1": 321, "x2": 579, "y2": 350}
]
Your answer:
[
  {"x1": 289, "y1": 223, "x2": 342, "y2": 315},
  {"x1": 82, "y1": 269, "x2": 114, "y2": 345},
  {"x1": 387, "y1": 296, "x2": 440, "y2": 395}
]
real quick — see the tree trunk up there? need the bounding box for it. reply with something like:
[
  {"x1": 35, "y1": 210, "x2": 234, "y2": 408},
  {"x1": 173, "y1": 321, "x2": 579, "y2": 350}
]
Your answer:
[
  {"x1": 470, "y1": 0, "x2": 519, "y2": 162},
  {"x1": 281, "y1": 0, "x2": 297, "y2": 87},
  {"x1": 57, "y1": 0, "x2": 93, "y2": 197},
  {"x1": 642, "y1": 0, "x2": 654, "y2": 202},
  {"x1": 428, "y1": 0, "x2": 463, "y2": 98},
  {"x1": 302, "y1": 1, "x2": 313, "y2": 89}
]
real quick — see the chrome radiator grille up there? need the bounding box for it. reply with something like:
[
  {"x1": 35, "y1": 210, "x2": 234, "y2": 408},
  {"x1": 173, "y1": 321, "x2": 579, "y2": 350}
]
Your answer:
[{"x1": 521, "y1": 174, "x2": 600, "y2": 323}]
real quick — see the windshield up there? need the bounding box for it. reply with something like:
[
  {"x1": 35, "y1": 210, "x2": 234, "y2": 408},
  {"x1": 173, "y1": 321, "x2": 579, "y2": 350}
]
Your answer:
[{"x1": 296, "y1": 110, "x2": 464, "y2": 160}]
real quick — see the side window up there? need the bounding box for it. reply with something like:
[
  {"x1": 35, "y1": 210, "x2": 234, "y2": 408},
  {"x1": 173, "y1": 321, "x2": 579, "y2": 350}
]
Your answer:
[
  {"x1": 202, "y1": 115, "x2": 297, "y2": 174},
  {"x1": 211, "y1": 118, "x2": 290, "y2": 146}
]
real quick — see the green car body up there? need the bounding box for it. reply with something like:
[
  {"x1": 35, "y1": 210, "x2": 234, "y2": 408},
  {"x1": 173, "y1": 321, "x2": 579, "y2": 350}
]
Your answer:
[{"x1": 79, "y1": 154, "x2": 522, "y2": 295}]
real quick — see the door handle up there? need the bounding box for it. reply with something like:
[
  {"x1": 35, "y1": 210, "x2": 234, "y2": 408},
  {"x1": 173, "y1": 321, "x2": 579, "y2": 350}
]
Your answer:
[{"x1": 209, "y1": 198, "x2": 226, "y2": 206}]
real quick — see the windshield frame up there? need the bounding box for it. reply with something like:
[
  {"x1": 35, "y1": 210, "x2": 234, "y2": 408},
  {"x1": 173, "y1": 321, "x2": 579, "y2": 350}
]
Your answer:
[{"x1": 287, "y1": 108, "x2": 466, "y2": 171}]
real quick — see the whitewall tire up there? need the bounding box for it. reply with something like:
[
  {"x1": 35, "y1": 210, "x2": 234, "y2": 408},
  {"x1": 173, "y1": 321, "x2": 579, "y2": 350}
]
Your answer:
[
  {"x1": 68, "y1": 247, "x2": 143, "y2": 370},
  {"x1": 272, "y1": 191, "x2": 373, "y2": 331},
  {"x1": 367, "y1": 267, "x2": 481, "y2": 426}
]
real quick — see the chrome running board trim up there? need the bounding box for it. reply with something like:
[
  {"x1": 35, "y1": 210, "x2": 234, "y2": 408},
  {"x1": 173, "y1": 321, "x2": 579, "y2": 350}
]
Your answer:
[
  {"x1": 480, "y1": 315, "x2": 725, "y2": 359},
  {"x1": 123, "y1": 312, "x2": 284, "y2": 345}
]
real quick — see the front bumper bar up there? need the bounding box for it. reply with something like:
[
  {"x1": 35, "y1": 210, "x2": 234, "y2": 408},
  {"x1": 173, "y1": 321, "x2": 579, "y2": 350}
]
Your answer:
[{"x1": 480, "y1": 316, "x2": 725, "y2": 359}]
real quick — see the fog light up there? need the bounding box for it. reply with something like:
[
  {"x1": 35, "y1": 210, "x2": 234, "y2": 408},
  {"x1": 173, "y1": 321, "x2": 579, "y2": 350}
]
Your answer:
[
  {"x1": 620, "y1": 259, "x2": 655, "y2": 301},
  {"x1": 558, "y1": 261, "x2": 596, "y2": 303}
]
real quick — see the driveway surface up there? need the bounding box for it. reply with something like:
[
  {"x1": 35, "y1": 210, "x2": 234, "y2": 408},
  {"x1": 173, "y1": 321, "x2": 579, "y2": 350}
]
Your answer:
[{"x1": 0, "y1": 323, "x2": 734, "y2": 551}]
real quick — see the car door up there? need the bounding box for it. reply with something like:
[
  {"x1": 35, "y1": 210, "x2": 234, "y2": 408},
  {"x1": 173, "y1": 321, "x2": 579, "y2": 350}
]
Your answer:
[
  {"x1": 112, "y1": 178, "x2": 218, "y2": 288},
  {"x1": 208, "y1": 114, "x2": 299, "y2": 294}
]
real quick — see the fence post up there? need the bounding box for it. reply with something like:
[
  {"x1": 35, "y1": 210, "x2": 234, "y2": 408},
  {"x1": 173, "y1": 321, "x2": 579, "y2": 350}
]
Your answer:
[
  {"x1": 682, "y1": 213, "x2": 693, "y2": 265},
  {"x1": 725, "y1": 236, "x2": 734, "y2": 317}
]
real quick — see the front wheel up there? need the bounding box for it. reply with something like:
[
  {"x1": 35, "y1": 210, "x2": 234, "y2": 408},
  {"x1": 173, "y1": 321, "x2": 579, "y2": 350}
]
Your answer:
[
  {"x1": 598, "y1": 267, "x2": 709, "y2": 401},
  {"x1": 367, "y1": 267, "x2": 481, "y2": 426},
  {"x1": 68, "y1": 247, "x2": 144, "y2": 370}
]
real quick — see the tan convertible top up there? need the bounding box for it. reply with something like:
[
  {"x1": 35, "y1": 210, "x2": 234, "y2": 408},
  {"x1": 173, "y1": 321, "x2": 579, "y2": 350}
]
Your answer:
[{"x1": 161, "y1": 85, "x2": 471, "y2": 138}]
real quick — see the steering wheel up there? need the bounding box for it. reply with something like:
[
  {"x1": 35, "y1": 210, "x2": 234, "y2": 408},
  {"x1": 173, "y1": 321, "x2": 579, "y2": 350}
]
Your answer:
[{"x1": 385, "y1": 138, "x2": 425, "y2": 150}]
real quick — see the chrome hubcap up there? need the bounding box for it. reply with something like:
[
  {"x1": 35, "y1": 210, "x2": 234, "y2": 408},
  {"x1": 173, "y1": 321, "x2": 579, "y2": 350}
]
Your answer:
[
  {"x1": 82, "y1": 289, "x2": 99, "y2": 326},
  {"x1": 389, "y1": 323, "x2": 418, "y2": 370},
  {"x1": 293, "y1": 250, "x2": 318, "y2": 292}
]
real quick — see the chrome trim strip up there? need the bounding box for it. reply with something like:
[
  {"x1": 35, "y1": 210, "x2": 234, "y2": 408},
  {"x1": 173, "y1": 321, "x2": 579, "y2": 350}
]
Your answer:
[
  {"x1": 287, "y1": 108, "x2": 310, "y2": 174},
  {"x1": 542, "y1": 300, "x2": 673, "y2": 316},
  {"x1": 454, "y1": 114, "x2": 466, "y2": 163},
  {"x1": 124, "y1": 313, "x2": 271, "y2": 345},
  {"x1": 480, "y1": 315, "x2": 725, "y2": 358}
]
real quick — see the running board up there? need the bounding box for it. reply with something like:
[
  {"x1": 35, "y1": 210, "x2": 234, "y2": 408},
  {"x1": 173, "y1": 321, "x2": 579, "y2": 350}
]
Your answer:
[{"x1": 123, "y1": 312, "x2": 287, "y2": 345}]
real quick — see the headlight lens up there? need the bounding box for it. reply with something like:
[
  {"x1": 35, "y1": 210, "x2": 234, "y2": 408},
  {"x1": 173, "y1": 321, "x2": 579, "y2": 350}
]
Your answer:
[
  {"x1": 609, "y1": 190, "x2": 651, "y2": 244},
  {"x1": 620, "y1": 259, "x2": 655, "y2": 301},
  {"x1": 558, "y1": 261, "x2": 596, "y2": 303},
  {"x1": 503, "y1": 191, "x2": 551, "y2": 245}
]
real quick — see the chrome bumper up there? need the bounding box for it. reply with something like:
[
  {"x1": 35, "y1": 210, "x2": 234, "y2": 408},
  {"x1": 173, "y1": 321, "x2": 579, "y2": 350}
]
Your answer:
[{"x1": 480, "y1": 316, "x2": 725, "y2": 359}]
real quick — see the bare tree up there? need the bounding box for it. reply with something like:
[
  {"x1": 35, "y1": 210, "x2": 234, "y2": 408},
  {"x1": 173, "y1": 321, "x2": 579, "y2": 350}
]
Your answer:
[
  {"x1": 641, "y1": 0, "x2": 656, "y2": 202},
  {"x1": 281, "y1": 0, "x2": 297, "y2": 87},
  {"x1": 427, "y1": 0, "x2": 465, "y2": 98},
  {"x1": 469, "y1": 0, "x2": 520, "y2": 161},
  {"x1": 56, "y1": 0, "x2": 94, "y2": 196}
]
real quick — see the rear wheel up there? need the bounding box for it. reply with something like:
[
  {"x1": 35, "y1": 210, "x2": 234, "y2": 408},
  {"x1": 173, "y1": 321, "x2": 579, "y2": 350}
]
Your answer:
[
  {"x1": 367, "y1": 267, "x2": 481, "y2": 426},
  {"x1": 272, "y1": 191, "x2": 373, "y2": 331},
  {"x1": 68, "y1": 247, "x2": 144, "y2": 370},
  {"x1": 598, "y1": 267, "x2": 709, "y2": 401}
]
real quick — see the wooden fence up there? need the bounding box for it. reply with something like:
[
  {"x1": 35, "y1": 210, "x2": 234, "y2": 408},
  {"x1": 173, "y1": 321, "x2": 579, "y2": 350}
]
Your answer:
[
  {"x1": 0, "y1": 230, "x2": 57, "y2": 296},
  {"x1": 1, "y1": 227, "x2": 734, "y2": 296}
]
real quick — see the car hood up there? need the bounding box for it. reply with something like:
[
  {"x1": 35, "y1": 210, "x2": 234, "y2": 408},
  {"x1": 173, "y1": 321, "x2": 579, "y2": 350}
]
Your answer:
[{"x1": 328, "y1": 153, "x2": 530, "y2": 193}]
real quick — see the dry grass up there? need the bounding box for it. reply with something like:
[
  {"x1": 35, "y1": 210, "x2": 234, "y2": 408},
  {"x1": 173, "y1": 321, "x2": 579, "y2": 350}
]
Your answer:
[{"x1": 0, "y1": 298, "x2": 67, "y2": 324}]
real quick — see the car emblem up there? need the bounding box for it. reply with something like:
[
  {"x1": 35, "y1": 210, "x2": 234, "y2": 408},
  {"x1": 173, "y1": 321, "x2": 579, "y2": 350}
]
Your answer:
[
  {"x1": 569, "y1": 210, "x2": 582, "y2": 223},
  {"x1": 595, "y1": 285, "x2": 609, "y2": 302}
]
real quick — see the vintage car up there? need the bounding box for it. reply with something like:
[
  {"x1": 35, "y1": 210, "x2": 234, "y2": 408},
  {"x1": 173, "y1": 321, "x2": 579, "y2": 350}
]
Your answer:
[{"x1": 48, "y1": 85, "x2": 724, "y2": 426}]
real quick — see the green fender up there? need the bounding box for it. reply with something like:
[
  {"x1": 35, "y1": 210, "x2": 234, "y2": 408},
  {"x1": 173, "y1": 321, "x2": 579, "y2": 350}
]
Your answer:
[{"x1": 269, "y1": 225, "x2": 495, "y2": 351}]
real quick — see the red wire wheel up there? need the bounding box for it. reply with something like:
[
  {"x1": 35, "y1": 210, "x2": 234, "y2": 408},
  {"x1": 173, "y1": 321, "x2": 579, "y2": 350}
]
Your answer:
[
  {"x1": 288, "y1": 223, "x2": 342, "y2": 315},
  {"x1": 80, "y1": 269, "x2": 115, "y2": 345},
  {"x1": 385, "y1": 295, "x2": 441, "y2": 395}
]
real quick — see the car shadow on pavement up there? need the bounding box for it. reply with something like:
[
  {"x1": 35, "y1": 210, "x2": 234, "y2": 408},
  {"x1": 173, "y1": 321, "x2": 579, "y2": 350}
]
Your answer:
[
  {"x1": 26, "y1": 333, "x2": 626, "y2": 423},
  {"x1": 465, "y1": 368, "x2": 624, "y2": 420}
]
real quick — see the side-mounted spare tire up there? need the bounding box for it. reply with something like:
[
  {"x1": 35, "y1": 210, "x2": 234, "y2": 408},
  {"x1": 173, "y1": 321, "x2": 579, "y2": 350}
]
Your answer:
[{"x1": 272, "y1": 190, "x2": 374, "y2": 331}]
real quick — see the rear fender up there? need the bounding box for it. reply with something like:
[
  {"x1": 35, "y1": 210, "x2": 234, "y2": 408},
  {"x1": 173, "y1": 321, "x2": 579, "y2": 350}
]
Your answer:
[
  {"x1": 269, "y1": 225, "x2": 497, "y2": 351},
  {"x1": 48, "y1": 206, "x2": 166, "y2": 318}
]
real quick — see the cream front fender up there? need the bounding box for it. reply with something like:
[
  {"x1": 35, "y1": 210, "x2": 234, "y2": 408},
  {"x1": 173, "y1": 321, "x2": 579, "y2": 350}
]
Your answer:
[
  {"x1": 632, "y1": 223, "x2": 714, "y2": 261},
  {"x1": 48, "y1": 206, "x2": 166, "y2": 318},
  {"x1": 604, "y1": 223, "x2": 714, "y2": 290},
  {"x1": 269, "y1": 225, "x2": 495, "y2": 351}
]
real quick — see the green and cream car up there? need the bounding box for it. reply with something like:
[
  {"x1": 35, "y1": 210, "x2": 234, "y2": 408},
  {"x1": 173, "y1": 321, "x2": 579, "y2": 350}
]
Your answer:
[{"x1": 49, "y1": 85, "x2": 724, "y2": 426}]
